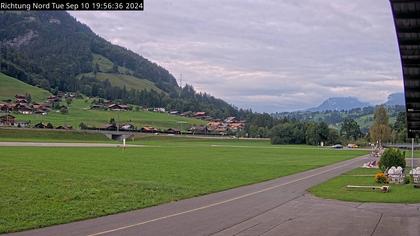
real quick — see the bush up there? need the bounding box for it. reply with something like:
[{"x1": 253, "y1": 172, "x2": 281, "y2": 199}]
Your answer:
[
  {"x1": 60, "y1": 106, "x2": 68, "y2": 114},
  {"x1": 375, "y1": 172, "x2": 388, "y2": 184},
  {"x1": 379, "y1": 148, "x2": 405, "y2": 172},
  {"x1": 404, "y1": 176, "x2": 411, "y2": 184},
  {"x1": 79, "y1": 122, "x2": 88, "y2": 130}
]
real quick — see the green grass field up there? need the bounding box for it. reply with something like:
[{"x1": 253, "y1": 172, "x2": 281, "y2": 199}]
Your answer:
[
  {"x1": 0, "y1": 139, "x2": 367, "y2": 233},
  {"x1": 10, "y1": 98, "x2": 206, "y2": 130},
  {"x1": 80, "y1": 72, "x2": 164, "y2": 93},
  {"x1": 0, "y1": 129, "x2": 113, "y2": 143},
  {"x1": 0, "y1": 73, "x2": 51, "y2": 102},
  {"x1": 309, "y1": 168, "x2": 420, "y2": 203}
]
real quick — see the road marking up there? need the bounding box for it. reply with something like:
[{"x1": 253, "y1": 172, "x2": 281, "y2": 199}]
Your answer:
[{"x1": 87, "y1": 157, "x2": 366, "y2": 236}]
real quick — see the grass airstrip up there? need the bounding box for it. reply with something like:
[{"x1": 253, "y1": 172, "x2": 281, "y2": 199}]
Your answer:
[{"x1": 0, "y1": 135, "x2": 367, "y2": 233}]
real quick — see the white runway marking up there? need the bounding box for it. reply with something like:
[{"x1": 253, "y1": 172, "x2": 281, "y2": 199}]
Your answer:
[{"x1": 87, "y1": 157, "x2": 366, "y2": 236}]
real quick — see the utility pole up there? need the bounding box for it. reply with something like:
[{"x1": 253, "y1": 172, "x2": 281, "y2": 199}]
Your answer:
[{"x1": 412, "y1": 138, "x2": 415, "y2": 170}]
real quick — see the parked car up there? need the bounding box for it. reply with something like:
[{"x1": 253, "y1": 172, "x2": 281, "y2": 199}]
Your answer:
[{"x1": 347, "y1": 144, "x2": 358, "y2": 148}]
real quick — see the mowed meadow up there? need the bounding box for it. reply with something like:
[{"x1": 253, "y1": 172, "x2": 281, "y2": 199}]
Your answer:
[
  {"x1": 11, "y1": 98, "x2": 207, "y2": 130},
  {"x1": 0, "y1": 137, "x2": 367, "y2": 233}
]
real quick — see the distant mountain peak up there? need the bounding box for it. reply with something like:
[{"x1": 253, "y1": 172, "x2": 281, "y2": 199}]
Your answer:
[
  {"x1": 307, "y1": 96, "x2": 370, "y2": 112},
  {"x1": 384, "y1": 92, "x2": 405, "y2": 106}
]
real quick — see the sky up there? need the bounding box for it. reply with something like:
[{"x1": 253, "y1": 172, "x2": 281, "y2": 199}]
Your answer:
[{"x1": 70, "y1": 0, "x2": 404, "y2": 113}]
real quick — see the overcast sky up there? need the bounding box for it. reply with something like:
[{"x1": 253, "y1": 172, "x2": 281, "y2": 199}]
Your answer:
[{"x1": 70, "y1": 0, "x2": 403, "y2": 112}]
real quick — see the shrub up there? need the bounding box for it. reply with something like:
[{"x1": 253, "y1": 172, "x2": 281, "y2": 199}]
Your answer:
[
  {"x1": 404, "y1": 176, "x2": 411, "y2": 184},
  {"x1": 375, "y1": 172, "x2": 388, "y2": 184},
  {"x1": 379, "y1": 148, "x2": 405, "y2": 172},
  {"x1": 79, "y1": 122, "x2": 88, "y2": 130},
  {"x1": 60, "y1": 106, "x2": 68, "y2": 114}
]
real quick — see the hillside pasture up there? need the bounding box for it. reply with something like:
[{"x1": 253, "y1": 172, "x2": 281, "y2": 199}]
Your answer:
[
  {"x1": 0, "y1": 73, "x2": 51, "y2": 102},
  {"x1": 10, "y1": 98, "x2": 207, "y2": 130}
]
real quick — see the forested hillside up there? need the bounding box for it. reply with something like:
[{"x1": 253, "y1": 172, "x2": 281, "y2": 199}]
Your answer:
[{"x1": 0, "y1": 11, "x2": 237, "y2": 118}]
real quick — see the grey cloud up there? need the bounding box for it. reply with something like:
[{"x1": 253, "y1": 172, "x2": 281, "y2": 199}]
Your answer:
[{"x1": 70, "y1": 0, "x2": 403, "y2": 112}]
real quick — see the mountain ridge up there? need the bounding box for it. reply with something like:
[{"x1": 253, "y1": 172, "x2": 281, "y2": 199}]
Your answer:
[{"x1": 306, "y1": 96, "x2": 371, "y2": 112}]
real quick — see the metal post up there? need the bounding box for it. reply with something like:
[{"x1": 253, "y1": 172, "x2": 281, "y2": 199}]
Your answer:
[{"x1": 412, "y1": 138, "x2": 415, "y2": 170}]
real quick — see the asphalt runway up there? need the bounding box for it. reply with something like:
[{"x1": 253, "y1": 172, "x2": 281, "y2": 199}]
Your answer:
[{"x1": 9, "y1": 155, "x2": 420, "y2": 236}]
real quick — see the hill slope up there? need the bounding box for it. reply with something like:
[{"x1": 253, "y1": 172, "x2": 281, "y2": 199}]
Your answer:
[
  {"x1": 0, "y1": 11, "x2": 177, "y2": 93},
  {"x1": 0, "y1": 12, "x2": 237, "y2": 119},
  {"x1": 0, "y1": 72, "x2": 51, "y2": 102},
  {"x1": 78, "y1": 72, "x2": 165, "y2": 93},
  {"x1": 384, "y1": 92, "x2": 405, "y2": 106}
]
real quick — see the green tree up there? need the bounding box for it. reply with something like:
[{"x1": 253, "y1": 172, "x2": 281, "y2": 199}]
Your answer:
[
  {"x1": 340, "y1": 118, "x2": 361, "y2": 140},
  {"x1": 65, "y1": 97, "x2": 73, "y2": 106},
  {"x1": 270, "y1": 122, "x2": 305, "y2": 144},
  {"x1": 60, "y1": 106, "x2": 68, "y2": 114},
  {"x1": 112, "y1": 64, "x2": 119, "y2": 73},
  {"x1": 369, "y1": 106, "x2": 392, "y2": 145},
  {"x1": 327, "y1": 128, "x2": 340, "y2": 145}
]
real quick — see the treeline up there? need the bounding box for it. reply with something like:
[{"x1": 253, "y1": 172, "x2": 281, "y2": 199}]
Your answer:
[
  {"x1": 273, "y1": 105, "x2": 405, "y2": 133},
  {"x1": 240, "y1": 106, "x2": 411, "y2": 146}
]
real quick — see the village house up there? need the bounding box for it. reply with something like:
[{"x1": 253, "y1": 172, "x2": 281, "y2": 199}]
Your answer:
[
  {"x1": 47, "y1": 95, "x2": 60, "y2": 103},
  {"x1": 102, "y1": 124, "x2": 118, "y2": 131},
  {"x1": 0, "y1": 103, "x2": 12, "y2": 112},
  {"x1": 166, "y1": 128, "x2": 181, "y2": 134},
  {"x1": 141, "y1": 126, "x2": 159, "y2": 133},
  {"x1": 14, "y1": 120, "x2": 30, "y2": 128},
  {"x1": 16, "y1": 104, "x2": 33, "y2": 114},
  {"x1": 228, "y1": 122, "x2": 245, "y2": 131},
  {"x1": 15, "y1": 98, "x2": 28, "y2": 104},
  {"x1": 33, "y1": 104, "x2": 49, "y2": 115},
  {"x1": 56, "y1": 125, "x2": 73, "y2": 130},
  {"x1": 169, "y1": 110, "x2": 179, "y2": 115},
  {"x1": 153, "y1": 107, "x2": 166, "y2": 113},
  {"x1": 193, "y1": 112, "x2": 206, "y2": 118},
  {"x1": 15, "y1": 95, "x2": 26, "y2": 100},
  {"x1": 108, "y1": 104, "x2": 129, "y2": 111},
  {"x1": 189, "y1": 125, "x2": 208, "y2": 135},
  {"x1": 0, "y1": 114, "x2": 16, "y2": 126},
  {"x1": 180, "y1": 111, "x2": 193, "y2": 117},
  {"x1": 224, "y1": 116, "x2": 239, "y2": 123},
  {"x1": 120, "y1": 124, "x2": 135, "y2": 131},
  {"x1": 34, "y1": 122, "x2": 47, "y2": 129},
  {"x1": 90, "y1": 104, "x2": 106, "y2": 110}
]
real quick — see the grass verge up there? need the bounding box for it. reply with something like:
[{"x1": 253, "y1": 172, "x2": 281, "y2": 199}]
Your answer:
[{"x1": 309, "y1": 168, "x2": 420, "y2": 203}]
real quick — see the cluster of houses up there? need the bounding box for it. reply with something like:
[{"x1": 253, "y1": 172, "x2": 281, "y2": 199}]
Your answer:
[
  {"x1": 0, "y1": 93, "x2": 75, "y2": 127},
  {"x1": 0, "y1": 94, "x2": 51, "y2": 115},
  {"x1": 98, "y1": 123, "x2": 181, "y2": 134},
  {"x1": 0, "y1": 114, "x2": 73, "y2": 129},
  {"x1": 1, "y1": 94, "x2": 246, "y2": 135},
  {"x1": 0, "y1": 114, "x2": 30, "y2": 128},
  {"x1": 0, "y1": 93, "x2": 75, "y2": 116},
  {"x1": 90, "y1": 100, "x2": 130, "y2": 111},
  {"x1": 188, "y1": 116, "x2": 246, "y2": 135}
]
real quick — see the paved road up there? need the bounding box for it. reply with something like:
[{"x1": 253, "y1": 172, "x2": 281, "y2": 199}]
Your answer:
[
  {"x1": 7, "y1": 155, "x2": 420, "y2": 236},
  {"x1": 0, "y1": 142, "x2": 143, "y2": 147}
]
